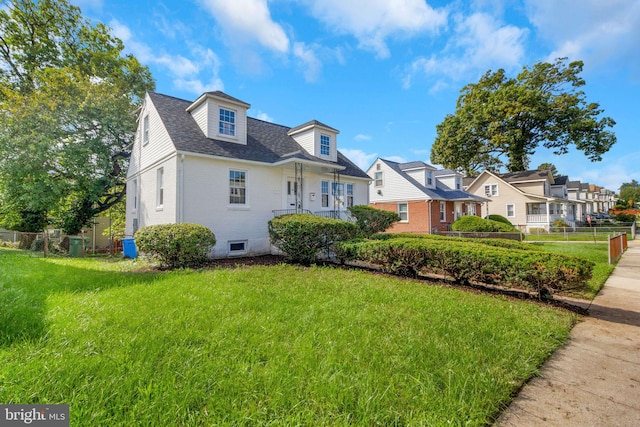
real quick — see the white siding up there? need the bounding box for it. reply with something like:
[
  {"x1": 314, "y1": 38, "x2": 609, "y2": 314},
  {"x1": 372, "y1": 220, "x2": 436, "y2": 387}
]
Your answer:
[
  {"x1": 290, "y1": 128, "x2": 315, "y2": 157},
  {"x1": 126, "y1": 155, "x2": 178, "y2": 236},
  {"x1": 367, "y1": 160, "x2": 425, "y2": 203},
  {"x1": 190, "y1": 101, "x2": 208, "y2": 137},
  {"x1": 208, "y1": 100, "x2": 248, "y2": 145}
]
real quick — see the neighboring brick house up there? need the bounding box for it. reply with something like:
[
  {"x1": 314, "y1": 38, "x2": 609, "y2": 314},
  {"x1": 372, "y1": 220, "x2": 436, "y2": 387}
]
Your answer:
[
  {"x1": 126, "y1": 91, "x2": 370, "y2": 257},
  {"x1": 366, "y1": 159, "x2": 485, "y2": 234}
]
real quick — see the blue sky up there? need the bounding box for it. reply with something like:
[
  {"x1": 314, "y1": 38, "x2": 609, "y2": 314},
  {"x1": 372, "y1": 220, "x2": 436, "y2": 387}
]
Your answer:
[{"x1": 77, "y1": 0, "x2": 639, "y2": 192}]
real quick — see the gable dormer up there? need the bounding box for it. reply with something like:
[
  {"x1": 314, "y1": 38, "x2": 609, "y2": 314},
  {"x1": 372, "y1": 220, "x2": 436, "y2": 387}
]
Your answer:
[
  {"x1": 186, "y1": 91, "x2": 250, "y2": 145},
  {"x1": 287, "y1": 120, "x2": 339, "y2": 162},
  {"x1": 400, "y1": 162, "x2": 437, "y2": 189}
]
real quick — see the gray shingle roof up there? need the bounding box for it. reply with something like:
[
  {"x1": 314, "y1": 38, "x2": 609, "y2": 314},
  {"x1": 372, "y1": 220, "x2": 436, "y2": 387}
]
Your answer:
[
  {"x1": 381, "y1": 159, "x2": 485, "y2": 202},
  {"x1": 567, "y1": 180, "x2": 581, "y2": 189},
  {"x1": 148, "y1": 92, "x2": 369, "y2": 179},
  {"x1": 398, "y1": 161, "x2": 435, "y2": 170},
  {"x1": 288, "y1": 120, "x2": 339, "y2": 134},
  {"x1": 500, "y1": 169, "x2": 551, "y2": 182},
  {"x1": 553, "y1": 175, "x2": 569, "y2": 185}
]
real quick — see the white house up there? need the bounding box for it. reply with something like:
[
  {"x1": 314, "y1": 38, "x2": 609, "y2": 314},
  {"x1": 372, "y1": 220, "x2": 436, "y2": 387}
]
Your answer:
[{"x1": 125, "y1": 91, "x2": 370, "y2": 257}]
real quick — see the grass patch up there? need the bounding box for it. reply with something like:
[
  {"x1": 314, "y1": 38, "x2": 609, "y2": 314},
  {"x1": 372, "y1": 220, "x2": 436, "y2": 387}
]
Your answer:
[
  {"x1": 529, "y1": 242, "x2": 614, "y2": 299},
  {"x1": 0, "y1": 249, "x2": 577, "y2": 426}
]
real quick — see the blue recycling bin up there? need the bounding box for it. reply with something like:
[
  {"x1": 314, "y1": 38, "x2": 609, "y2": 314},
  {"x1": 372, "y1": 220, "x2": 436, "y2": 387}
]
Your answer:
[{"x1": 122, "y1": 238, "x2": 137, "y2": 259}]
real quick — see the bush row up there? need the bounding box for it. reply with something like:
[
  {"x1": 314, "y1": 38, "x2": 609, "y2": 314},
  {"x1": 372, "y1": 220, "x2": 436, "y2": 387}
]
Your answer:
[
  {"x1": 451, "y1": 215, "x2": 516, "y2": 232},
  {"x1": 135, "y1": 223, "x2": 216, "y2": 269},
  {"x1": 335, "y1": 237, "x2": 592, "y2": 298},
  {"x1": 371, "y1": 232, "x2": 541, "y2": 252},
  {"x1": 268, "y1": 214, "x2": 359, "y2": 265}
]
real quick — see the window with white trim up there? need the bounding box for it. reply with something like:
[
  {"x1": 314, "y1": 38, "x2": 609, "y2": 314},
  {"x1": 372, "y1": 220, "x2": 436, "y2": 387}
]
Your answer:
[
  {"x1": 456, "y1": 177, "x2": 462, "y2": 190},
  {"x1": 321, "y1": 181, "x2": 329, "y2": 207},
  {"x1": 332, "y1": 182, "x2": 344, "y2": 196},
  {"x1": 484, "y1": 184, "x2": 498, "y2": 196},
  {"x1": 346, "y1": 183, "x2": 354, "y2": 207},
  {"x1": 427, "y1": 171, "x2": 433, "y2": 186},
  {"x1": 143, "y1": 115, "x2": 149, "y2": 145},
  {"x1": 506, "y1": 204, "x2": 515, "y2": 217},
  {"x1": 156, "y1": 168, "x2": 164, "y2": 208},
  {"x1": 320, "y1": 134, "x2": 330, "y2": 156},
  {"x1": 229, "y1": 170, "x2": 246, "y2": 204},
  {"x1": 398, "y1": 203, "x2": 408, "y2": 222},
  {"x1": 374, "y1": 171, "x2": 383, "y2": 187},
  {"x1": 219, "y1": 108, "x2": 235, "y2": 136},
  {"x1": 440, "y1": 201, "x2": 446, "y2": 222},
  {"x1": 132, "y1": 179, "x2": 138, "y2": 210}
]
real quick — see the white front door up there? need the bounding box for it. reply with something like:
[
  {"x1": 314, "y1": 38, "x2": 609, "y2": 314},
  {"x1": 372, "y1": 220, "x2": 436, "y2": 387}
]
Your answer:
[
  {"x1": 454, "y1": 202, "x2": 462, "y2": 220},
  {"x1": 287, "y1": 178, "x2": 299, "y2": 209}
]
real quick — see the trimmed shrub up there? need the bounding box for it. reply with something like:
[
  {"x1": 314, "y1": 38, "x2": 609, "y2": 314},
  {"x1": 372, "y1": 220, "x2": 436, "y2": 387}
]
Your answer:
[
  {"x1": 452, "y1": 216, "x2": 515, "y2": 232},
  {"x1": 487, "y1": 214, "x2": 513, "y2": 226},
  {"x1": 335, "y1": 237, "x2": 592, "y2": 297},
  {"x1": 135, "y1": 223, "x2": 216, "y2": 269},
  {"x1": 347, "y1": 205, "x2": 401, "y2": 237},
  {"x1": 268, "y1": 214, "x2": 358, "y2": 265},
  {"x1": 371, "y1": 232, "x2": 541, "y2": 252},
  {"x1": 614, "y1": 213, "x2": 636, "y2": 223}
]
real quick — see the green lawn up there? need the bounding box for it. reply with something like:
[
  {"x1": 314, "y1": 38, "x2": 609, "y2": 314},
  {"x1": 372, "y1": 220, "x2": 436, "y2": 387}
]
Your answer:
[
  {"x1": 529, "y1": 242, "x2": 615, "y2": 299},
  {"x1": 0, "y1": 249, "x2": 578, "y2": 426}
]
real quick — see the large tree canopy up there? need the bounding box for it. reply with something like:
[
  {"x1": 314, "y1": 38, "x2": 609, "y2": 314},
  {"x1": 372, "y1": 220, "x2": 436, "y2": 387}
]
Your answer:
[
  {"x1": 430, "y1": 58, "x2": 616, "y2": 175},
  {"x1": 0, "y1": 0, "x2": 154, "y2": 233}
]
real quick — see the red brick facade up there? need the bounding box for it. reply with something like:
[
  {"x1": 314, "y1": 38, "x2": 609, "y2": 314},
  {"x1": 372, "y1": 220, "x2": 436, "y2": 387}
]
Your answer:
[{"x1": 370, "y1": 200, "x2": 483, "y2": 234}]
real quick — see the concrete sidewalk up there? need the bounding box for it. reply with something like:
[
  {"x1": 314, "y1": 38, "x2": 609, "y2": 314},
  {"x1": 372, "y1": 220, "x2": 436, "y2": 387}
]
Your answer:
[{"x1": 496, "y1": 239, "x2": 640, "y2": 426}]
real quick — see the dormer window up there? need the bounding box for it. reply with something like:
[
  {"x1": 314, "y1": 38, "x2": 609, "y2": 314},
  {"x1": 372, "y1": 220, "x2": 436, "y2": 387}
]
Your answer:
[
  {"x1": 219, "y1": 108, "x2": 236, "y2": 137},
  {"x1": 320, "y1": 134, "x2": 330, "y2": 156},
  {"x1": 427, "y1": 171, "x2": 433, "y2": 186}
]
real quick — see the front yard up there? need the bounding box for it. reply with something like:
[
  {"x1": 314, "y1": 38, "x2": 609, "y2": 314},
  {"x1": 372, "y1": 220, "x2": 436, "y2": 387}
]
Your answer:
[{"x1": 0, "y1": 248, "x2": 580, "y2": 426}]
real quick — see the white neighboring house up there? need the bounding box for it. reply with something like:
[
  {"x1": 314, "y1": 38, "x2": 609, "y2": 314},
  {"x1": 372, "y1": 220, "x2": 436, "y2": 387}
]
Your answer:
[{"x1": 126, "y1": 91, "x2": 370, "y2": 257}]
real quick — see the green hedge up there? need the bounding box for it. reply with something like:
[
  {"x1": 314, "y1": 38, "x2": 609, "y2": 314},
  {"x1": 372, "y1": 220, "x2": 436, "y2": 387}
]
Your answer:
[
  {"x1": 452, "y1": 216, "x2": 515, "y2": 232},
  {"x1": 487, "y1": 214, "x2": 513, "y2": 226},
  {"x1": 135, "y1": 223, "x2": 216, "y2": 269},
  {"x1": 268, "y1": 214, "x2": 358, "y2": 265},
  {"x1": 347, "y1": 205, "x2": 400, "y2": 237},
  {"x1": 335, "y1": 237, "x2": 592, "y2": 298},
  {"x1": 371, "y1": 232, "x2": 540, "y2": 252}
]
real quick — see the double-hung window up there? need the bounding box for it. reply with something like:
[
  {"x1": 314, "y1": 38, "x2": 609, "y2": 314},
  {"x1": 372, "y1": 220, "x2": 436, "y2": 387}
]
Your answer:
[
  {"x1": 374, "y1": 171, "x2": 383, "y2": 187},
  {"x1": 506, "y1": 204, "x2": 515, "y2": 218},
  {"x1": 320, "y1": 134, "x2": 330, "y2": 155},
  {"x1": 484, "y1": 184, "x2": 498, "y2": 197},
  {"x1": 346, "y1": 184, "x2": 354, "y2": 207},
  {"x1": 229, "y1": 170, "x2": 246, "y2": 204},
  {"x1": 219, "y1": 108, "x2": 235, "y2": 136},
  {"x1": 427, "y1": 171, "x2": 433, "y2": 186},
  {"x1": 398, "y1": 203, "x2": 408, "y2": 222},
  {"x1": 156, "y1": 168, "x2": 164, "y2": 208},
  {"x1": 321, "y1": 181, "x2": 329, "y2": 207},
  {"x1": 143, "y1": 115, "x2": 149, "y2": 145},
  {"x1": 440, "y1": 201, "x2": 446, "y2": 222}
]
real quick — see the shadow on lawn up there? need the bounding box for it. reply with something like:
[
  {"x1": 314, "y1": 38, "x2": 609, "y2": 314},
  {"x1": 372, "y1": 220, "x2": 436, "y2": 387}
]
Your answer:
[{"x1": 0, "y1": 249, "x2": 162, "y2": 347}]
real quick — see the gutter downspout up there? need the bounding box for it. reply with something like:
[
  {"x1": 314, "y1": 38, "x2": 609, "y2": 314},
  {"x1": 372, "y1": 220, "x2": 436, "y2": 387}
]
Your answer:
[
  {"x1": 427, "y1": 200, "x2": 433, "y2": 234},
  {"x1": 178, "y1": 154, "x2": 185, "y2": 223}
]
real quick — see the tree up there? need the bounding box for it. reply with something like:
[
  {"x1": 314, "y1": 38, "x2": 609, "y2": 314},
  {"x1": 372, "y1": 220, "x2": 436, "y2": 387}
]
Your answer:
[
  {"x1": 431, "y1": 58, "x2": 616, "y2": 175},
  {"x1": 537, "y1": 163, "x2": 559, "y2": 177},
  {"x1": 0, "y1": 0, "x2": 154, "y2": 234},
  {"x1": 619, "y1": 180, "x2": 640, "y2": 208}
]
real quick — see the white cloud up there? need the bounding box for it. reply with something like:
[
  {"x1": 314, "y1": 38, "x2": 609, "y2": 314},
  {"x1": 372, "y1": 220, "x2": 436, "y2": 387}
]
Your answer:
[
  {"x1": 524, "y1": 0, "x2": 640, "y2": 73},
  {"x1": 109, "y1": 19, "x2": 224, "y2": 95},
  {"x1": 354, "y1": 134, "x2": 372, "y2": 141},
  {"x1": 385, "y1": 155, "x2": 408, "y2": 164},
  {"x1": 303, "y1": 0, "x2": 447, "y2": 58},
  {"x1": 250, "y1": 110, "x2": 274, "y2": 122},
  {"x1": 340, "y1": 148, "x2": 378, "y2": 171},
  {"x1": 402, "y1": 12, "x2": 528, "y2": 88},
  {"x1": 293, "y1": 42, "x2": 322, "y2": 83},
  {"x1": 197, "y1": 0, "x2": 289, "y2": 53}
]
